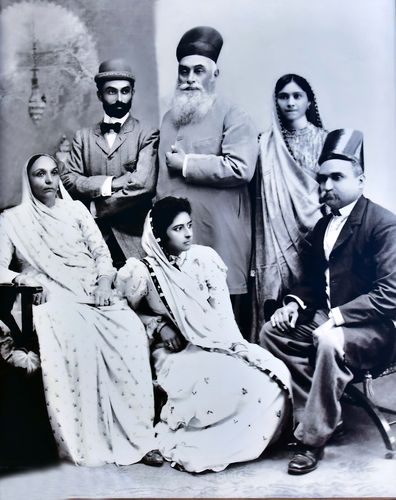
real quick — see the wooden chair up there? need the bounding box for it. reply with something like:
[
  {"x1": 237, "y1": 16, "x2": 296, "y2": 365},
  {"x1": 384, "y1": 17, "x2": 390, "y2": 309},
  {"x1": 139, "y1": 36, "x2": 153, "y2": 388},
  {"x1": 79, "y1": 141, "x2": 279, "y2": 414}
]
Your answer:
[
  {"x1": 0, "y1": 283, "x2": 58, "y2": 469},
  {"x1": 344, "y1": 363, "x2": 396, "y2": 459},
  {"x1": 0, "y1": 283, "x2": 42, "y2": 349}
]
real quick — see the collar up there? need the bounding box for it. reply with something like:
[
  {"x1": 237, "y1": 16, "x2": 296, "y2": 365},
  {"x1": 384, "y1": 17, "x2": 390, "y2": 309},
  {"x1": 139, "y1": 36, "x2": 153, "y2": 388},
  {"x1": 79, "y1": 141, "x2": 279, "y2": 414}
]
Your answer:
[
  {"x1": 103, "y1": 112, "x2": 129, "y2": 125},
  {"x1": 338, "y1": 199, "x2": 359, "y2": 218}
]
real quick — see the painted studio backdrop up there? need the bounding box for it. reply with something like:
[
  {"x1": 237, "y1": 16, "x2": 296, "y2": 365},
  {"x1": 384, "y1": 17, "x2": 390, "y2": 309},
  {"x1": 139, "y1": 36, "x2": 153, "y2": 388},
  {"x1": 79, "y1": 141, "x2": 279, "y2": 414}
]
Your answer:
[{"x1": 0, "y1": 0, "x2": 395, "y2": 212}]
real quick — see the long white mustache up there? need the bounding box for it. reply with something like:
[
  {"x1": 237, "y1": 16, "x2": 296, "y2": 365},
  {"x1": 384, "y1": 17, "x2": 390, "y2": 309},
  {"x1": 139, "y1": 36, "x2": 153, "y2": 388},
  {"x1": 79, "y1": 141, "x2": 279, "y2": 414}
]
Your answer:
[{"x1": 178, "y1": 82, "x2": 204, "y2": 91}]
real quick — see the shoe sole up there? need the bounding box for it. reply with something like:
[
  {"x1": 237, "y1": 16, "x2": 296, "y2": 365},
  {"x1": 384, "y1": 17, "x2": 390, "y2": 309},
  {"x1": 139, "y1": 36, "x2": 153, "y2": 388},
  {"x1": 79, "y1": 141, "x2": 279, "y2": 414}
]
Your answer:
[{"x1": 288, "y1": 462, "x2": 319, "y2": 475}]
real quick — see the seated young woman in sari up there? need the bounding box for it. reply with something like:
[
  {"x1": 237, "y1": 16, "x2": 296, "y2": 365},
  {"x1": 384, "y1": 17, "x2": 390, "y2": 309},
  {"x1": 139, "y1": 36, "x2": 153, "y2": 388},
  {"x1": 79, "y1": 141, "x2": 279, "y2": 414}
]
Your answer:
[
  {"x1": 116, "y1": 196, "x2": 291, "y2": 473},
  {"x1": 252, "y1": 74, "x2": 327, "y2": 334},
  {"x1": 0, "y1": 154, "x2": 162, "y2": 467}
]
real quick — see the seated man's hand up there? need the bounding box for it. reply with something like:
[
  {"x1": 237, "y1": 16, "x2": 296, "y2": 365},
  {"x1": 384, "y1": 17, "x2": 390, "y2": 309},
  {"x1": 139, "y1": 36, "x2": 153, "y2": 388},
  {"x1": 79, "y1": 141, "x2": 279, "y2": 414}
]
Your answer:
[
  {"x1": 270, "y1": 302, "x2": 299, "y2": 332},
  {"x1": 165, "y1": 145, "x2": 185, "y2": 173},
  {"x1": 94, "y1": 277, "x2": 114, "y2": 306},
  {"x1": 160, "y1": 324, "x2": 184, "y2": 352}
]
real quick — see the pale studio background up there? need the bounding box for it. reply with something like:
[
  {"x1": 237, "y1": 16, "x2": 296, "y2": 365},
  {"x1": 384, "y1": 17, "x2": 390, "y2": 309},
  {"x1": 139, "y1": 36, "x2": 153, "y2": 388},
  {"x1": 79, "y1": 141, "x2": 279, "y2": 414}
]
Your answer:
[
  {"x1": 0, "y1": 0, "x2": 158, "y2": 209},
  {"x1": 155, "y1": 0, "x2": 396, "y2": 212},
  {"x1": 0, "y1": 2, "x2": 396, "y2": 499},
  {"x1": 0, "y1": 0, "x2": 395, "y2": 211}
]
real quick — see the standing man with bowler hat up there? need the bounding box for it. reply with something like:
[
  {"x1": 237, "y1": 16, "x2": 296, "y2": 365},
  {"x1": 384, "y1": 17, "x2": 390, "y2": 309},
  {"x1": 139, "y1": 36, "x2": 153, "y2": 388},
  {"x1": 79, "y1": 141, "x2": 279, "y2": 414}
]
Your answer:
[
  {"x1": 260, "y1": 129, "x2": 396, "y2": 474},
  {"x1": 156, "y1": 27, "x2": 259, "y2": 334},
  {"x1": 62, "y1": 59, "x2": 159, "y2": 267}
]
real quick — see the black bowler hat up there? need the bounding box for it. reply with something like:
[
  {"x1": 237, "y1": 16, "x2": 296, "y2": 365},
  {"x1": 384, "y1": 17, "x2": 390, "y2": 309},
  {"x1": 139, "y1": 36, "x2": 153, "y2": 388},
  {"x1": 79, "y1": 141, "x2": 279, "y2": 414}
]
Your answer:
[
  {"x1": 176, "y1": 26, "x2": 223, "y2": 62},
  {"x1": 318, "y1": 129, "x2": 364, "y2": 170},
  {"x1": 94, "y1": 59, "x2": 135, "y2": 86}
]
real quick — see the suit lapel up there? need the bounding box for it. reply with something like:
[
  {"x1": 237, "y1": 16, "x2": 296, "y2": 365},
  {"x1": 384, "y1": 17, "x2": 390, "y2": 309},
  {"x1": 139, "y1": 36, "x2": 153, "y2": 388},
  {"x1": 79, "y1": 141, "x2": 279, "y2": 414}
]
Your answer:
[
  {"x1": 331, "y1": 195, "x2": 367, "y2": 254},
  {"x1": 315, "y1": 215, "x2": 332, "y2": 259},
  {"x1": 109, "y1": 116, "x2": 136, "y2": 156},
  {"x1": 94, "y1": 121, "x2": 110, "y2": 155}
]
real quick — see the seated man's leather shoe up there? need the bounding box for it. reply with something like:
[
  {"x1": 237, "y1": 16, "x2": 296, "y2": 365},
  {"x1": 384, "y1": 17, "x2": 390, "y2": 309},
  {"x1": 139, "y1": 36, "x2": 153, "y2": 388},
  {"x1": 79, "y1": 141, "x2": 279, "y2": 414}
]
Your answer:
[
  {"x1": 141, "y1": 449, "x2": 164, "y2": 467},
  {"x1": 288, "y1": 445, "x2": 324, "y2": 475}
]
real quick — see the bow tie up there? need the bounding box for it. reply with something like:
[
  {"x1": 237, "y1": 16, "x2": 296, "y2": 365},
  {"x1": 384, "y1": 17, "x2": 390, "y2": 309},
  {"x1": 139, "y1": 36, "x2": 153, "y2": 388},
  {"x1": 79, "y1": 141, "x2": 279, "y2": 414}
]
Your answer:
[
  {"x1": 100, "y1": 122, "x2": 121, "y2": 135},
  {"x1": 331, "y1": 208, "x2": 341, "y2": 217}
]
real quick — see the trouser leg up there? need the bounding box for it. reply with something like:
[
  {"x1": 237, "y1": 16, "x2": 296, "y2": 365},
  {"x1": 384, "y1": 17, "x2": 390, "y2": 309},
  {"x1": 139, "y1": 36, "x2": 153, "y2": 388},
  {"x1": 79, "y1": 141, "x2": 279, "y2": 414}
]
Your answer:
[
  {"x1": 96, "y1": 219, "x2": 126, "y2": 269},
  {"x1": 260, "y1": 310, "x2": 353, "y2": 447},
  {"x1": 260, "y1": 310, "x2": 327, "y2": 420},
  {"x1": 231, "y1": 293, "x2": 251, "y2": 340},
  {"x1": 294, "y1": 326, "x2": 353, "y2": 447}
]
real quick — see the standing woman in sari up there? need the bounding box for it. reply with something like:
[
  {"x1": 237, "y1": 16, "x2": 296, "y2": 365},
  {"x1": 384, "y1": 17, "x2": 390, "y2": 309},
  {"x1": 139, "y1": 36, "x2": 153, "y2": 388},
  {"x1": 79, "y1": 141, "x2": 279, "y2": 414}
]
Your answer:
[
  {"x1": 252, "y1": 74, "x2": 327, "y2": 335},
  {"x1": 116, "y1": 196, "x2": 291, "y2": 473},
  {"x1": 0, "y1": 154, "x2": 162, "y2": 467}
]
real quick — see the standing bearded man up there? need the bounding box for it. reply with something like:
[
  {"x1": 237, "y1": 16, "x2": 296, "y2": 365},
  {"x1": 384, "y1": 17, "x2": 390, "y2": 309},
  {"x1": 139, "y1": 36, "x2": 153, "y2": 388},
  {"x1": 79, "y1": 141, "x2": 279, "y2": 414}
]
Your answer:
[
  {"x1": 62, "y1": 59, "x2": 159, "y2": 267},
  {"x1": 156, "y1": 26, "x2": 259, "y2": 331}
]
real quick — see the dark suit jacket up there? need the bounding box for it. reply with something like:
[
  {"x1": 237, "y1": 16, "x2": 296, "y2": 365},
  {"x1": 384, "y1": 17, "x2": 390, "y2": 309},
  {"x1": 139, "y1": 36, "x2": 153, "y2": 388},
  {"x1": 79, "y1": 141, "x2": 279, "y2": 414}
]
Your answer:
[
  {"x1": 292, "y1": 196, "x2": 396, "y2": 370},
  {"x1": 61, "y1": 115, "x2": 159, "y2": 257},
  {"x1": 294, "y1": 195, "x2": 396, "y2": 326}
]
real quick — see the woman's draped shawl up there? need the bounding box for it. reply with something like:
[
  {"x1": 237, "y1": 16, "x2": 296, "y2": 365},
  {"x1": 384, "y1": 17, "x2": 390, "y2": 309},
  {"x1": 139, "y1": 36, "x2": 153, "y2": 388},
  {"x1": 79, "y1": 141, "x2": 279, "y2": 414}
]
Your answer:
[
  {"x1": 1, "y1": 159, "x2": 113, "y2": 302},
  {"x1": 254, "y1": 111, "x2": 326, "y2": 313},
  {"x1": 140, "y1": 214, "x2": 291, "y2": 390}
]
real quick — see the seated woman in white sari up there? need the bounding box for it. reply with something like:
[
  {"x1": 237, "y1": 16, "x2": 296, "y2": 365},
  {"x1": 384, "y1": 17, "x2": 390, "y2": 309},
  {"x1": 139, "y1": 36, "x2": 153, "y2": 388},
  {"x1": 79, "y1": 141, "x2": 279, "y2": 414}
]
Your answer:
[
  {"x1": 116, "y1": 196, "x2": 291, "y2": 473},
  {"x1": 0, "y1": 154, "x2": 162, "y2": 467}
]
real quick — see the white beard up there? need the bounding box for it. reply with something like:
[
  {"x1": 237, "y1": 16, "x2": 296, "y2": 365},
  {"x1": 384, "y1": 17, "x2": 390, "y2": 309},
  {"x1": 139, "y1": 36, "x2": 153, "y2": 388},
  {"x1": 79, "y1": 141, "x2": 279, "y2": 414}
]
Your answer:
[{"x1": 171, "y1": 87, "x2": 216, "y2": 127}]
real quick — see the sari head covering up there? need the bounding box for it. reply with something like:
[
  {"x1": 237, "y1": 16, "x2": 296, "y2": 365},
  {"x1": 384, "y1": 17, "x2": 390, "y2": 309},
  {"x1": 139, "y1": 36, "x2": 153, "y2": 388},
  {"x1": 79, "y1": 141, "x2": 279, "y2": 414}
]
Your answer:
[
  {"x1": 1, "y1": 154, "x2": 110, "y2": 300},
  {"x1": 140, "y1": 207, "x2": 291, "y2": 391},
  {"x1": 141, "y1": 210, "x2": 244, "y2": 350},
  {"x1": 252, "y1": 75, "x2": 327, "y2": 335}
]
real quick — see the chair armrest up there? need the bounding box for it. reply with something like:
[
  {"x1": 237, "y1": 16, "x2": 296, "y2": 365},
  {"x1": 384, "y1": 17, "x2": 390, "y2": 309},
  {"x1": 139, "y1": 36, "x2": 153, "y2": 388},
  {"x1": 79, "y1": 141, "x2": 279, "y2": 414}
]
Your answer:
[
  {"x1": 0, "y1": 283, "x2": 43, "y2": 293},
  {"x1": 0, "y1": 284, "x2": 43, "y2": 348}
]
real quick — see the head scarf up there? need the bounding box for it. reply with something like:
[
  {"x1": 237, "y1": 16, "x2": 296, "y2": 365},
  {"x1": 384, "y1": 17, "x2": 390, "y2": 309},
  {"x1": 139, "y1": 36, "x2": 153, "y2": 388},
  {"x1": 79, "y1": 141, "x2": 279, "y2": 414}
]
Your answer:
[
  {"x1": 253, "y1": 86, "x2": 327, "y2": 315},
  {"x1": 1, "y1": 155, "x2": 97, "y2": 299},
  {"x1": 141, "y1": 212, "x2": 244, "y2": 350},
  {"x1": 140, "y1": 212, "x2": 292, "y2": 392}
]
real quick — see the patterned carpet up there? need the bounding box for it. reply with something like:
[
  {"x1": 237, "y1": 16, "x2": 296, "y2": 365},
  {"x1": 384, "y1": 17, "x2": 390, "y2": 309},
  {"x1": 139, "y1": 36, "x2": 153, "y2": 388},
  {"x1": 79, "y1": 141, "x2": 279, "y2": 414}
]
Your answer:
[{"x1": 1, "y1": 378, "x2": 395, "y2": 500}]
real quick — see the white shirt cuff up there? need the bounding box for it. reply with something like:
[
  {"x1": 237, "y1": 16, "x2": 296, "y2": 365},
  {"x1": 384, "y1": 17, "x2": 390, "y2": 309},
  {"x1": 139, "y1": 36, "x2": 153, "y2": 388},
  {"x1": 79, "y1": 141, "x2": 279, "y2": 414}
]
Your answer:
[
  {"x1": 182, "y1": 155, "x2": 190, "y2": 177},
  {"x1": 330, "y1": 307, "x2": 345, "y2": 326},
  {"x1": 284, "y1": 294, "x2": 306, "y2": 310},
  {"x1": 101, "y1": 176, "x2": 114, "y2": 196}
]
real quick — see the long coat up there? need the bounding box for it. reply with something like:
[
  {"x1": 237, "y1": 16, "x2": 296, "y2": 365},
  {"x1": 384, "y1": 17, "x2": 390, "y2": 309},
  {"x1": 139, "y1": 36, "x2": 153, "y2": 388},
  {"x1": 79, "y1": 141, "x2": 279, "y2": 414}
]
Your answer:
[
  {"x1": 294, "y1": 195, "x2": 396, "y2": 370},
  {"x1": 61, "y1": 115, "x2": 159, "y2": 258},
  {"x1": 156, "y1": 97, "x2": 258, "y2": 294}
]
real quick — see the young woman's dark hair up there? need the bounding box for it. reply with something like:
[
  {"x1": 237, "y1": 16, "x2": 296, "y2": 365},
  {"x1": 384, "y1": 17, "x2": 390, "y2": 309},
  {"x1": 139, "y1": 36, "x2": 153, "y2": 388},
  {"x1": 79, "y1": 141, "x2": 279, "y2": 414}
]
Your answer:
[
  {"x1": 151, "y1": 196, "x2": 192, "y2": 245},
  {"x1": 274, "y1": 73, "x2": 323, "y2": 128}
]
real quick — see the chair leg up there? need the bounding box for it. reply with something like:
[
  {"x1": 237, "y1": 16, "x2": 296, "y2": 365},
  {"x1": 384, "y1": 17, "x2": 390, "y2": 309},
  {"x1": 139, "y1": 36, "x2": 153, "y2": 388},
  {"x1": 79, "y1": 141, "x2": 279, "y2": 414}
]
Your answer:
[
  {"x1": 363, "y1": 371, "x2": 396, "y2": 416},
  {"x1": 346, "y1": 384, "x2": 396, "y2": 458}
]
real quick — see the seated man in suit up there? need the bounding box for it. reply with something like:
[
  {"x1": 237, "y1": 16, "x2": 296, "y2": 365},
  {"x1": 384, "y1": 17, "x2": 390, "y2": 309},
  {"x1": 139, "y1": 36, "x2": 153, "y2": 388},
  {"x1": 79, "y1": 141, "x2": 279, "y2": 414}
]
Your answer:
[
  {"x1": 61, "y1": 59, "x2": 159, "y2": 267},
  {"x1": 260, "y1": 129, "x2": 396, "y2": 474}
]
